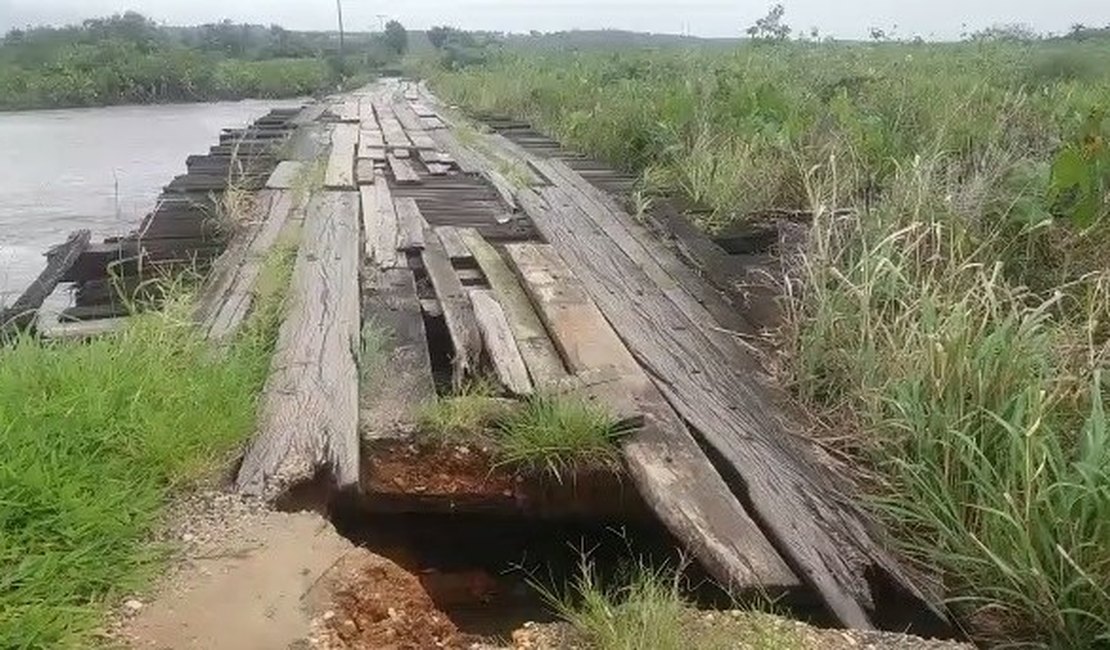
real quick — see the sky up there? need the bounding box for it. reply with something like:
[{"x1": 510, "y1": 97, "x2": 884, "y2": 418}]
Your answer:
[{"x1": 1, "y1": 0, "x2": 1108, "y2": 41}]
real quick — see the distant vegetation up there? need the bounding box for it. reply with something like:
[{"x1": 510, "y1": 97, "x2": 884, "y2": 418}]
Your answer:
[
  {"x1": 0, "y1": 11, "x2": 415, "y2": 110},
  {"x1": 432, "y1": 27, "x2": 1110, "y2": 649}
]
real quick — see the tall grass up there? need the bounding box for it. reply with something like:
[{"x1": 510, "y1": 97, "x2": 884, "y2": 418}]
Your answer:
[
  {"x1": 433, "y1": 39, "x2": 1110, "y2": 647},
  {"x1": 0, "y1": 249, "x2": 292, "y2": 648}
]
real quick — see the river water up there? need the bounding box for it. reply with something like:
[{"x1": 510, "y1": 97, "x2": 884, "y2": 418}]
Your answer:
[{"x1": 0, "y1": 99, "x2": 303, "y2": 308}]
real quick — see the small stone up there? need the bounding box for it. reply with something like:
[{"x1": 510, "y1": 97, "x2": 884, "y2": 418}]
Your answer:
[
  {"x1": 124, "y1": 599, "x2": 144, "y2": 612},
  {"x1": 323, "y1": 610, "x2": 336, "y2": 621},
  {"x1": 456, "y1": 446, "x2": 470, "y2": 455},
  {"x1": 181, "y1": 533, "x2": 196, "y2": 543},
  {"x1": 387, "y1": 607, "x2": 398, "y2": 620}
]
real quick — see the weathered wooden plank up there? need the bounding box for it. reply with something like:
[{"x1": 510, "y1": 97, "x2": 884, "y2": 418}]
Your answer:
[
  {"x1": 335, "y1": 98, "x2": 360, "y2": 122},
  {"x1": 200, "y1": 190, "x2": 299, "y2": 342},
  {"x1": 1, "y1": 230, "x2": 90, "y2": 338},
  {"x1": 459, "y1": 228, "x2": 566, "y2": 387},
  {"x1": 391, "y1": 148, "x2": 411, "y2": 159},
  {"x1": 392, "y1": 101, "x2": 425, "y2": 132},
  {"x1": 236, "y1": 191, "x2": 361, "y2": 497},
  {"x1": 517, "y1": 185, "x2": 946, "y2": 631},
  {"x1": 388, "y1": 155, "x2": 421, "y2": 185},
  {"x1": 360, "y1": 176, "x2": 402, "y2": 269},
  {"x1": 374, "y1": 102, "x2": 413, "y2": 149},
  {"x1": 359, "y1": 133, "x2": 386, "y2": 160},
  {"x1": 407, "y1": 130, "x2": 438, "y2": 151},
  {"x1": 356, "y1": 159, "x2": 377, "y2": 186},
  {"x1": 324, "y1": 124, "x2": 359, "y2": 190},
  {"x1": 266, "y1": 161, "x2": 305, "y2": 190},
  {"x1": 361, "y1": 267, "x2": 437, "y2": 440},
  {"x1": 426, "y1": 163, "x2": 450, "y2": 176},
  {"x1": 421, "y1": 116, "x2": 445, "y2": 130},
  {"x1": 423, "y1": 229, "x2": 483, "y2": 387},
  {"x1": 394, "y1": 198, "x2": 427, "y2": 251},
  {"x1": 505, "y1": 242, "x2": 799, "y2": 595},
  {"x1": 411, "y1": 102, "x2": 436, "y2": 118},
  {"x1": 433, "y1": 226, "x2": 471, "y2": 261},
  {"x1": 470, "y1": 289, "x2": 532, "y2": 395}
]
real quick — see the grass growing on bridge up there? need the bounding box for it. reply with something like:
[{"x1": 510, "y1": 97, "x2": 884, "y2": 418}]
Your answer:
[
  {"x1": 0, "y1": 248, "x2": 293, "y2": 647},
  {"x1": 432, "y1": 39, "x2": 1110, "y2": 647}
]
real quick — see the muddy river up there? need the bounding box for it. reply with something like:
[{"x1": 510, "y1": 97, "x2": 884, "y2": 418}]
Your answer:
[{"x1": 0, "y1": 99, "x2": 302, "y2": 308}]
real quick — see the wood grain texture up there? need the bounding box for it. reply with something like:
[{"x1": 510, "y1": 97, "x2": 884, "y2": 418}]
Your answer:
[
  {"x1": 394, "y1": 198, "x2": 428, "y2": 251},
  {"x1": 1, "y1": 229, "x2": 90, "y2": 337},
  {"x1": 423, "y1": 228, "x2": 483, "y2": 387},
  {"x1": 470, "y1": 289, "x2": 533, "y2": 395},
  {"x1": 201, "y1": 190, "x2": 299, "y2": 342},
  {"x1": 388, "y1": 155, "x2": 421, "y2": 185},
  {"x1": 505, "y1": 242, "x2": 798, "y2": 595},
  {"x1": 324, "y1": 124, "x2": 358, "y2": 190},
  {"x1": 458, "y1": 228, "x2": 566, "y2": 387},
  {"x1": 517, "y1": 185, "x2": 945, "y2": 631},
  {"x1": 360, "y1": 174, "x2": 403, "y2": 269},
  {"x1": 361, "y1": 267, "x2": 437, "y2": 440},
  {"x1": 432, "y1": 226, "x2": 471, "y2": 261},
  {"x1": 236, "y1": 191, "x2": 361, "y2": 497},
  {"x1": 356, "y1": 159, "x2": 377, "y2": 185}
]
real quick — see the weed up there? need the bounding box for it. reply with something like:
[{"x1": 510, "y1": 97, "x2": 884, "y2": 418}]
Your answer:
[
  {"x1": 493, "y1": 394, "x2": 629, "y2": 480},
  {"x1": 536, "y1": 560, "x2": 804, "y2": 650},
  {"x1": 417, "y1": 377, "x2": 506, "y2": 443}
]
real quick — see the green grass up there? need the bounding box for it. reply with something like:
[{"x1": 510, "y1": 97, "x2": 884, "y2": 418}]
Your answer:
[
  {"x1": 537, "y1": 561, "x2": 804, "y2": 650},
  {"x1": 0, "y1": 249, "x2": 293, "y2": 647},
  {"x1": 493, "y1": 394, "x2": 629, "y2": 479},
  {"x1": 432, "y1": 38, "x2": 1110, "y2": 647},
  {"x1": 419, "y1": 388, "x2": 629, "y2": 479}
]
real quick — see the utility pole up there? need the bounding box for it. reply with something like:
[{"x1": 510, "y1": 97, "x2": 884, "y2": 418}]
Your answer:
[
  {"x1": 376, "y1": 14, "x2": 388, "y2": 32},
  {"x1": 336, "y1": 0, "x2": 346, "y2": 58}
]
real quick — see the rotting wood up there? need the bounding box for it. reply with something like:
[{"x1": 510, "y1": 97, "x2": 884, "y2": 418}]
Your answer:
[
  {"x1": 504, "y1": 241, "x2": 799, "y2": 595},
  {"x1": 516, "y1": 185, "x2": 947, "y2": 631},
  {"x1": 484, "y1": 170, "x2": 520, "y2": 213},
  {"x1": 394, "y1": 198, "x2": 428, "y2": 251},
  {"x1": 422, "y1": 228, "x2": 483, "y2": 387},
  {"x1": 458, "y1": 228, "x2": 566, "y2": 388},
  {"x1": 360, "y1": 174, "x2": 403, "y2": 269},
  {"x1": 265, "y1": 161, "x2": 305, "y2": 189},
  {"x1": 388, "y1": 155, "x2": 421, "y2": 185},
  {"x1": 470, "y1": 289, "x2": 533, "y2": 395},
  {"x1": 1, "y1": 229, "x2": 90, "y2": 338},
  {"x1": 236, "y1": 191, "x2": 361, "y2": 497},
  {"x1": 374, "y1": 102, "x2": 413, "y2": 149},
  {"x1": 361, "y1": 267, "x2": 437, "y2": 440},
  {"x1": 324, "y1": 124, "x2": 358, "y2": 190},
  {"x1": 433, "y1": 226, "x2": 471, "y2": 261}
]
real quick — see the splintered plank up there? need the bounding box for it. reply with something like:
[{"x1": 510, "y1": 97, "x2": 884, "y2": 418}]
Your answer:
[
  {"x1": 236, "y1": 191, "x2": 361, "y2": 497},
  {"x1": 1, "y1": 229, "x2": 90, "y2": 337},
  {"x1": 504, "y1": 242, "x2": 799, "y2": 596},
  {"x1": 458, "y1": 228, "x2": 566, "y2": 387},
  {"x1": 388, "y1": 155, "x2": 421, "y2": 185},
  {"x1": 325, "y1": 124, "x2": 359, "y2": 189},
  {"x1": 394, "y1": 198, "x2": 428, "y2": 251},
  {"x1": 470, "y1": 289, "x2": 533, "y2": 395},
  {"x1": 518, "y1": 183, "x2": 947, "y2": 631},
  {"x1": 265, "y1": 161, "x2": 305, "y2": 189},
  {"x1": 362, "y1": 267, "x2": 437, "y2": 439},
  {"x1": 423, "y1": 228, "x2": 483, "y2": 387},
  {"x1": 360, "y1": 174, "x2": 402, "y2": 269},
  {"x1": 432, "y1": 226, "x2": 471, "y2": 261},
  {"x1": 356, "y1": 159, "x2": 377, "y2": 185}
]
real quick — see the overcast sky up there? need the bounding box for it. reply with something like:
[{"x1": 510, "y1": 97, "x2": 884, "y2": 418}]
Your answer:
[{"x1": 2, "y1": 0, "x2": 1108, "y2": 40}]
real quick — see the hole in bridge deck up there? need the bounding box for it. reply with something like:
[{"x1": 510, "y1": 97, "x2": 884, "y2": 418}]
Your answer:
[{"x1": 273, "y1": 462, "x2": 744, "y2": 640}]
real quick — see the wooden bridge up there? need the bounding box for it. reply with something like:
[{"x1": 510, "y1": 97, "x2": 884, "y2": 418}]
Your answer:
[{"x1": 2, "y1": 79, "x2": 950, "y2": 637}]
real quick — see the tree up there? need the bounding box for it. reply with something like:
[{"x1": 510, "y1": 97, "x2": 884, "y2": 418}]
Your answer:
[
  {"x1": 383, "y1": 20, "x2": 407, "y2": 55},
  {"x1": 970, "y1": 23, "x2": 1041, "y2": 42},
  {"x1": 746, "y1": 4, "x2": 791, "y2": 42},
  {"x1": 427, "y1": 25, "x2": 454, "y2": 50},
  {"x1": 869, "y1": 26, "x2": 887, "y2": 42}
]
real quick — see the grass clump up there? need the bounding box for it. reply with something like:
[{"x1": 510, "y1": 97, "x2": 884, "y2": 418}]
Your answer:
[
  {"x1": 493, "y1": 394, "x2": 629, "y2": 479},
  {"x1": 417, "y1": 378, "x2": 507, "y2": 443},
  {"x1": 0, "y1": 250, "x2": 293, "y2": 647},
  {"x1": 539, "y1": 561, "x2": 803, "y2": 650}
]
